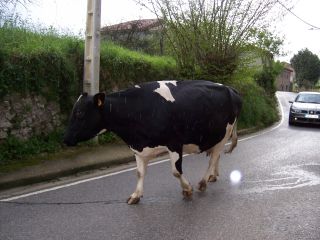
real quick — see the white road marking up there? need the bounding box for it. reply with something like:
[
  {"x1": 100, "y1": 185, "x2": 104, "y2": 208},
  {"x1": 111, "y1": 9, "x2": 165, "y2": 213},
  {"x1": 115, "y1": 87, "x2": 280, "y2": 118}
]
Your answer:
[
  {"x1": 0, "y1": 93, "x2": 285, "y2": 202},
  {"x1": 0, "y1": 159, "x2": 171, "y2": 202}
]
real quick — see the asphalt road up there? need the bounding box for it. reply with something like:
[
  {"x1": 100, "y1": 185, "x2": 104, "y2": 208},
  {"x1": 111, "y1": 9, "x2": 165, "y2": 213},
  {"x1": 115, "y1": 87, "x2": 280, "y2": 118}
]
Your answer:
[{"x1": 1, "y1": 91, "x2": 319, "y2": 240}]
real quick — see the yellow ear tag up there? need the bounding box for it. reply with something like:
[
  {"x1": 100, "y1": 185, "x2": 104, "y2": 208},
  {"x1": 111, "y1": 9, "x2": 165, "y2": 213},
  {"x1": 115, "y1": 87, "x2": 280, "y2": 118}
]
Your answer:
[{"x1": 98, "y1": 99, "x2": 102, "y2": 107}]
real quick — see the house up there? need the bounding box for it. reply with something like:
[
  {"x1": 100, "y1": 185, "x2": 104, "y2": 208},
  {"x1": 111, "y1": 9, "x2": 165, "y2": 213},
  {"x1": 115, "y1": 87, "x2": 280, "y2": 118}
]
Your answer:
[
  {"x1": 275, "y1": 63, "x2": 295, "y2": 91},
  {"x1": 101, "y1": 19, "x2": 164, "y2": 54}
]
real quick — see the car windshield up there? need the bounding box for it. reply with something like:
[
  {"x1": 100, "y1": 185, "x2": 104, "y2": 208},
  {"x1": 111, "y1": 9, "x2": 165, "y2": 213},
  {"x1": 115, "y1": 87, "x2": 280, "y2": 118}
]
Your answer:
[{"x1": 296, "y1": 93, "x2": 320, "y2": 104}]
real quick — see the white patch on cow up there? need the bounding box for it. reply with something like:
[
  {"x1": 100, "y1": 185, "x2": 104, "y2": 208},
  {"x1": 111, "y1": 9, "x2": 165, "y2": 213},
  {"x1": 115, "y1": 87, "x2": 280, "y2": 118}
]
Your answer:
[
  {"x1": 127, "y1": 153, "x2": 150, "y2": 203},
  {"x1": 168, "y1": 150, "x2": 192, "y2": 191},
  {"x1": 169, "y1": 151, "x2": 179, "y2": 162},
  {"x1": 183, "y1": 144, "x2": 201, "y2": 154},
  {"x1": 154, "y1": 81, "x2": 177, "y2": 102},
  {"x1": 131, "y1": 144, "x2": 201, "y2": 160},
  {"x1": 168, "y1": 150, "x2": 180, "y2": 176},
  {"x1": 134, "y1": 85, "x2": 141, "y2": 88},
  {"x1": 130, "y1": 146, "x2": 168, "y2": 159}
]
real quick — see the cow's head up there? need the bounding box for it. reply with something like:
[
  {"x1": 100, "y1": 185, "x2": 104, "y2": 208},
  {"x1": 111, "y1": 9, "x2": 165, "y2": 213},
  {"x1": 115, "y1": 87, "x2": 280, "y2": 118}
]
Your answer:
[{"x1": 63, "y1": 92, "x2": 106, "y2": 146}]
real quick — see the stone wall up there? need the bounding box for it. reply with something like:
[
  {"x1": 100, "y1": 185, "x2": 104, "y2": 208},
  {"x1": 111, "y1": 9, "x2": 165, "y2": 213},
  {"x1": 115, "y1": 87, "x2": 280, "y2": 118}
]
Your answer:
[{"x1": 0, "y1": 94, "x2": 62, "y2": 140}]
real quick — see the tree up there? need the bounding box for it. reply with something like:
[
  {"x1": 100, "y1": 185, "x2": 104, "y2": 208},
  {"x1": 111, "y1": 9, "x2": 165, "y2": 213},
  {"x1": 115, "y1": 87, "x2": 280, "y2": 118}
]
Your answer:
[
  {"x1": 0, "y1": 0, "x2": 33, "y2": 26},
  {"x1": 137, "y1": 0, "x2": 290, "y2": 81},
  {"x1": 254, "y1": 60, "x2": 283, "y2": 95},
  {"x1": 248, "y1": 28, "x2": 284, "y2": 57},
  {"x1": 290, "y1": 49, "x2": 320, "y2": 88},
  {"x1": 0, "y1": 0, "x2": 32, "y2": 12}
]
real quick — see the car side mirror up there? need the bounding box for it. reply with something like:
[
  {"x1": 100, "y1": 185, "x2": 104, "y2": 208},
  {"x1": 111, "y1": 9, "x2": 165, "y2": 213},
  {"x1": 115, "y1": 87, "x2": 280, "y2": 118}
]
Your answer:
[{"x1": 289, "y1": 101, "x2": 293, "y2": 104}]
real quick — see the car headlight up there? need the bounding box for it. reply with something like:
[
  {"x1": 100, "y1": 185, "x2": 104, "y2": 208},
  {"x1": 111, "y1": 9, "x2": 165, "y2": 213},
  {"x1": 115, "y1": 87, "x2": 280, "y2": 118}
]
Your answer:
[{"x1": 291, "y1": 107, "x2": 302, "y2": 113}]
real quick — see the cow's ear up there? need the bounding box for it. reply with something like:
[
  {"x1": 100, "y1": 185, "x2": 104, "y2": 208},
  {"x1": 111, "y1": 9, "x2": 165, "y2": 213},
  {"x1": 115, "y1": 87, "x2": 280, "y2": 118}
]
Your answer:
[{"x1": 93, "y1": 92, "x2": 105, "y2": 108}]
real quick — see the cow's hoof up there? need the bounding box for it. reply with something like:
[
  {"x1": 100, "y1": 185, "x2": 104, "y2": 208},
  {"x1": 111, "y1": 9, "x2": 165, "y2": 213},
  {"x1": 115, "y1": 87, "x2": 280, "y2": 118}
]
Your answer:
[
  {"x1": 127, "y1": 196, "x2": 140, "y2": 205},
  {"x1": 198, "y1": 180, "x2": 207, "y2": 192},
  {"x1": 208, "y1": 175, "x2": 217, "y2": 182},
  {"x1": 182, "y1": 188, "x2": 193, "y2": 198}
]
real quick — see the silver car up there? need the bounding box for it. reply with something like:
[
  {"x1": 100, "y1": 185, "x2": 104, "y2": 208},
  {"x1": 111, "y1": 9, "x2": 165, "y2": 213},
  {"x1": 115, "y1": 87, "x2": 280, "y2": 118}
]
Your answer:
[{"x1": 289, "y1": 91, "x2": 320, "y2": 125}]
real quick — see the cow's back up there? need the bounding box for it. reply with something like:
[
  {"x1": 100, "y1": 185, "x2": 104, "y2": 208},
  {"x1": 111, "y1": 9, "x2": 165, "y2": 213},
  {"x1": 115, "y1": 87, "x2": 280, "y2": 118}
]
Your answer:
[{"x1": 106, "y1": 80, "x2": 241, "y2": 152}]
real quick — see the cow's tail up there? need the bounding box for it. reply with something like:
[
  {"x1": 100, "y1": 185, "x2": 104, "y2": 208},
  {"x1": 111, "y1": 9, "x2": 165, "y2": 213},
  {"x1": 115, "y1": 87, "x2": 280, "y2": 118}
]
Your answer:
[{"x1": 224, "y1": 119, "x2": 238, "y2": 154}]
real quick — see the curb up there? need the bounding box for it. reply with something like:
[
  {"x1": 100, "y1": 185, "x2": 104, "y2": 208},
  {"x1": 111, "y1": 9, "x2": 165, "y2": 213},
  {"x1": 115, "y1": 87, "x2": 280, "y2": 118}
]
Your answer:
[
  {"x1": 0, "y1": 156, "x2": 135, "y2": 191},
  {"x1": 0, "y1": 143, "x2": 135, "y2": 191}
]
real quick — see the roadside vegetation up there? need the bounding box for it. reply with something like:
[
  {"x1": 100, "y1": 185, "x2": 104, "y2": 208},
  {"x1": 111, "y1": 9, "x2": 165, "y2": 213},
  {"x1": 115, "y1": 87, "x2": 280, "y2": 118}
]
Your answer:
[
  {"x1": 290, "y1": 48, "x2": 320, "y2": 91},
  {"x1": 0, "y1": 0, "x2": 288, "y2": 172}
]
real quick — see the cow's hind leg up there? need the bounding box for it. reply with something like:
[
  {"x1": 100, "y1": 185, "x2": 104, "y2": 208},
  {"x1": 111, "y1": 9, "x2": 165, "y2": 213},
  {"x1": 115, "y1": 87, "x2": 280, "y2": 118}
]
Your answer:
[
  {"x1": 198, "y1": 145, "x2": 223, "y2": 192},
  {"x1": 198, "y1": 123, "x2": 234, "y2": 192},
  {"x1": 208, "y1": 154, "x2": 220, "y2": 182},
  {"x1": 168, "y1": 150, "x2": 193, "y2": 198},
  {"x1": 127, "y1": 154, "x2": 148, "y2": 204}
]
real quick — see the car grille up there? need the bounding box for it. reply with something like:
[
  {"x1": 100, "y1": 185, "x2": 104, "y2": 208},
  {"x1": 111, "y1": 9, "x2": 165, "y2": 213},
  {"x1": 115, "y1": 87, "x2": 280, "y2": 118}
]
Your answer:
[
  {"x1": 293, "y1": 117, "x2": 320, "y2": 124},
  {"x1": 307, "y1": 110, "x2": 320, "y2": 114},
  {"x1": 297, "y1": 110, "x2": 320, "y2": 114}
]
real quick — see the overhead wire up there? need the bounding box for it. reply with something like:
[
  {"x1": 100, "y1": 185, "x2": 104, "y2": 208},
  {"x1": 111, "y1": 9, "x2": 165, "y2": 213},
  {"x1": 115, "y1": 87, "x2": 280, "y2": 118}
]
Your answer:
[{"x1": 276, "y1": 0, "x2": 320, "y2": 30}]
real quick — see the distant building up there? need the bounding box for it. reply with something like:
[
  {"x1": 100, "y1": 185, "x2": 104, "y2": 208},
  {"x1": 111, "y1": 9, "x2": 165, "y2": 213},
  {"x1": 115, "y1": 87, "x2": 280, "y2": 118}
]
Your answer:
[
  {"x1": 276, "y1": 63, "x2": 295, "y2": 91},
  {"x1": 101, "y1": 19, "x2": 164, "y2": 55}
]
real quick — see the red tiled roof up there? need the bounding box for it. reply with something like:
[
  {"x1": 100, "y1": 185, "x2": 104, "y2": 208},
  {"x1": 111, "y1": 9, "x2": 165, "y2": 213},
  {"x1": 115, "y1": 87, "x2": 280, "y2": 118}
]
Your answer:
[
  {"x1": 283, "y1": 62, "x2": 294, "y2": 72},
  {"x1": 101, "y1": 19, "x2": 162, "y2": 32}
]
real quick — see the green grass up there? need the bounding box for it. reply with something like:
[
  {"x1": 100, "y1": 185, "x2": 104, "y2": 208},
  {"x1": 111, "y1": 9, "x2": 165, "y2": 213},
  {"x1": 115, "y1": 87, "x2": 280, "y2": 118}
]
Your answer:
[{"x1": 99, "y1": 41, "x2": 178, "y2": 90}]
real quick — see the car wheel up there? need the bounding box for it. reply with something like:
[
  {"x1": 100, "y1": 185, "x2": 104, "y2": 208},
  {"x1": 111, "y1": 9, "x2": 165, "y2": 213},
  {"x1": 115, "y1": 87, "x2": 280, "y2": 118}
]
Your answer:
[{"x1": 288, "y1": 114, "x2": 294, "y2": 125}]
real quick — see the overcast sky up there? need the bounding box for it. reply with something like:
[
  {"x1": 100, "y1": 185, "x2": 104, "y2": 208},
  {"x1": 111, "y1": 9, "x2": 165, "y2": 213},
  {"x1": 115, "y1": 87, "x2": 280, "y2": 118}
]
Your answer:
[{"x1": 17, "y1": 0, "x2": 320, "y2": 62}]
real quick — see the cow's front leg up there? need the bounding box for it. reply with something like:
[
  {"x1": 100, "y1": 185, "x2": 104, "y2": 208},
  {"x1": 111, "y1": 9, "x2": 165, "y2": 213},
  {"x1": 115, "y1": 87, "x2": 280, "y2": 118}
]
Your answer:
[
  {"x1": 127, "y1": 155, "x2": 148, "y2": 205},
  {"x1": 168, "y1": 150, "x2": 193, "y2": 198}
]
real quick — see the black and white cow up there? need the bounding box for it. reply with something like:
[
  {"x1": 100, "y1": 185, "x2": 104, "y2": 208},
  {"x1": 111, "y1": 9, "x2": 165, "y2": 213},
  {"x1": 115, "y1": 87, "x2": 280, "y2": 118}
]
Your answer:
[{"x1": 64, "y1": 80, "x2": 242, "y2": 204}]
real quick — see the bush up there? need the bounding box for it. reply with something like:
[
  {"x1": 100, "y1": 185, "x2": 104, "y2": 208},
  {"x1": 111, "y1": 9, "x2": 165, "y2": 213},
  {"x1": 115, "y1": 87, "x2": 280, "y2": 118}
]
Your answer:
[
  {"x1": 0, "y1": 130, "x2": 63, "y2": 166},
  {"x1": 0, "y1": 26, "x2": 82, "y2": 112},
  {"x1": 0, "y1": 26, "x2": 178, "y2": 113},
  {"x1": 254, "y1": 61, "x2": 283, "y2": 95},
  {"x1": 99, "y1": 42, "x2": 178, "y2": 91},
  {"x1": 0, "y1": 130, "x2": 119, "y2": 168},
  {"x1": 231, "y1": 70, "x2": 279, "y2": 129}
]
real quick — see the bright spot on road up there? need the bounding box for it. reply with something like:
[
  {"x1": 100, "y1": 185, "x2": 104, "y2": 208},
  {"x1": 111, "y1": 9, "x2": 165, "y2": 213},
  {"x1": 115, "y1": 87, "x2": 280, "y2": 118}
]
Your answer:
[{"x1": 230, "y1": 170, "x2": 242, "y2": 184}]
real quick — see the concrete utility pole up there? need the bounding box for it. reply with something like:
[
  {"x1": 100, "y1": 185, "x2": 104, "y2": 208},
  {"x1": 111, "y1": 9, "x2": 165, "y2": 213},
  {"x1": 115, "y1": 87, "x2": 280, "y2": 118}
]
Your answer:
[{"x1": 83, "y1": 0, "x2": 101, "y2": 95}]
